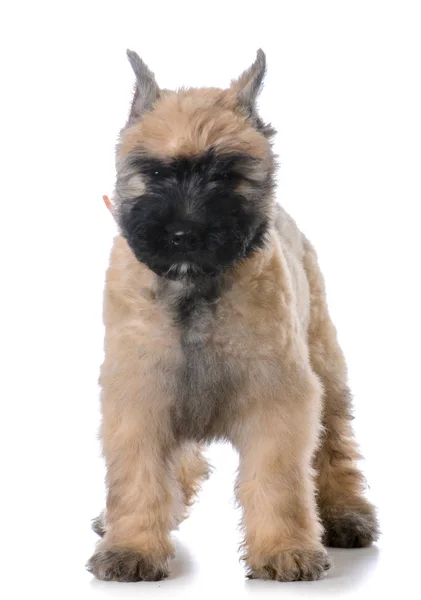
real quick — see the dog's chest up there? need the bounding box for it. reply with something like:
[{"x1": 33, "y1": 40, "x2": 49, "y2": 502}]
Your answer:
[{"x1": 160, "y1": 279, "x2": 239, "y2": 440}]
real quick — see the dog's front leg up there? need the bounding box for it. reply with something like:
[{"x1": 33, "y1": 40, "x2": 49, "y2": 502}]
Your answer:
[
  {"x1": 87, "y1": 355, "x2": 181, "y2": 582},
  {"x1": 233, "y1": 360, "x2": 331, "y2": 581}
]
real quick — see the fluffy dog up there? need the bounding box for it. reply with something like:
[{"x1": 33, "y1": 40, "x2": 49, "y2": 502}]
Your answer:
[{"x1": 87, "y1": 49, "x2": 379, "y2": 582}]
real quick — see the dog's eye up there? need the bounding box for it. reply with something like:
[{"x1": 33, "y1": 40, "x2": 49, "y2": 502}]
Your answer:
[
  {"x1": 149, "y1": 167, "x2": 172, "y2": 178},
  {"x1": 213, "y1": 172, "x2": 232, "y2": 182}
]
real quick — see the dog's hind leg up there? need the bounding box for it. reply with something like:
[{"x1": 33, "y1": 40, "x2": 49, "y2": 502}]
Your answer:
[
  {"x1": 303, "y1": 241, "x2": 379, "y2": 548},
  {"x1": 173, "y1": 442, "x2": 210, "y2": 526},
  {"x1": 91, "y1": 511, "x2": 106, "y2": 537}
]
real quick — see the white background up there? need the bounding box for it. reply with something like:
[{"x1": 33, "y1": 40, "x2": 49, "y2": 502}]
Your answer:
[{"x1": 1, "y1": 1, "x2": 420, "y2": 598}]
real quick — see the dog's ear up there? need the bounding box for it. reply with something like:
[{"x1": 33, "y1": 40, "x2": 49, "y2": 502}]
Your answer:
[
  {"x1": 230, "y1": 49, "x2": 275, "y2": 138},
  {"x1": 230, "y1": 49, "x2": 266, "y2": 114},
  {"x1": 126, "y1": 50, "x2": 160, "y2": 125}
]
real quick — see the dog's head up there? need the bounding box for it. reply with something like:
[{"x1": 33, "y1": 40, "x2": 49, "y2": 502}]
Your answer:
[{"x1": 114, "y1": 49, "x2": 276, "y2": 280}]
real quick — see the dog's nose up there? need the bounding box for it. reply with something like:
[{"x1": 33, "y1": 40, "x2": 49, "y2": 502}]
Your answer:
[{"x1": 168, "y1": 226, "x2": 199, "y2": 249}]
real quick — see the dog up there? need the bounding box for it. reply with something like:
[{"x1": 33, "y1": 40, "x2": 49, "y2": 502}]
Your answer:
[{"x1": 87, "y1": 49, "x2": 379, "y2": 582}]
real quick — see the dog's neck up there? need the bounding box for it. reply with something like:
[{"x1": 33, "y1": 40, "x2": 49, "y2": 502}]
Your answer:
[
  {"x1": 157, "y1": 274, "x2": 224, "y2": 327},
  {"x1": 116, "y1": 225, "x2": 277, "y2": 330}
]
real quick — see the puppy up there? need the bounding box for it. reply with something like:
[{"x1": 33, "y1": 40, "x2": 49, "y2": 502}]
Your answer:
[{"x1": 87, "y1": 49, "x2": 379, "y2": 582}]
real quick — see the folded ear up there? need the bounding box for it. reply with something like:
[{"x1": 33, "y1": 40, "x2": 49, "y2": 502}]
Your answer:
[
  {"x1": 126, "y1": 50, "x2": 160, "y2": 125},
  {"x1": 230, "y1": 49, "x2": 266, "y2": 113}
]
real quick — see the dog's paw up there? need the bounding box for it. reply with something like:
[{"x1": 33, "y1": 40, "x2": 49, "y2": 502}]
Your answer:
[
  {"x1": 322, "y1": 507, "x2": 379, "y2": 548},
  {"x1": 86, "y1": 548, "x2": 168, "y2": 582},
  {"x1": 247, "y1": 547, "x2": 331, "y2": 582},
  {"x1": 91, "y1": 513, "x2": 106, "y2": 538}
]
